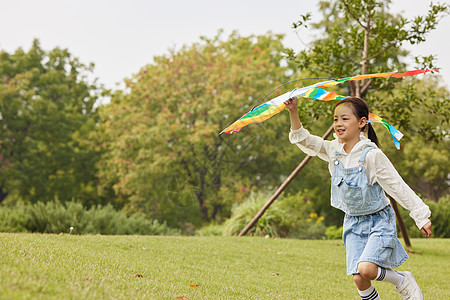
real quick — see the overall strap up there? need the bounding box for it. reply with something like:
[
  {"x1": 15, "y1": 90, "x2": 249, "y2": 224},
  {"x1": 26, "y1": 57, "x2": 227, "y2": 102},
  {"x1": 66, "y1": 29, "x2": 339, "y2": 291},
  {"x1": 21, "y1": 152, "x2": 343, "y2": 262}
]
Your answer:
[
  {"x1": 333, "y1": 151, "x2": 342, "y2": 174},
  {"x1": 358, "y1": 146, "x2": 375, "y2": 164},
  {"x1": 334, "y1": 151, "x2": 342, "y2": 165}
]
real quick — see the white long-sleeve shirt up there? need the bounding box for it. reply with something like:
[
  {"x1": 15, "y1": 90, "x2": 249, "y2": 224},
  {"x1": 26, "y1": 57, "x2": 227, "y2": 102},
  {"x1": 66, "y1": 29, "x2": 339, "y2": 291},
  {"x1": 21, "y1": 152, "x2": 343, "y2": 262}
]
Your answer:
[{"x1": 289, "y1": 126, "x2": 431, "y2": 229}]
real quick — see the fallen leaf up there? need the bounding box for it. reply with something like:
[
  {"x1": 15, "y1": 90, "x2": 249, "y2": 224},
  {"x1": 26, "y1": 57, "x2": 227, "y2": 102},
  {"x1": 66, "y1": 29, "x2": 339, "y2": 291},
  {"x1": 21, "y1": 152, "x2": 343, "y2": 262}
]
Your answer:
[
  {"x1": 190, "y1": 284, "x2": 199, "y2": 289},
  {"x1": 272, "y1": 273, "x2": 280, "y2": 276},
  {"x1": 176, "y1": 297, "x2": 189, "y2": 300},
  {"x1": 134, "y1": 273, "x2": 143, "y2": 277}
]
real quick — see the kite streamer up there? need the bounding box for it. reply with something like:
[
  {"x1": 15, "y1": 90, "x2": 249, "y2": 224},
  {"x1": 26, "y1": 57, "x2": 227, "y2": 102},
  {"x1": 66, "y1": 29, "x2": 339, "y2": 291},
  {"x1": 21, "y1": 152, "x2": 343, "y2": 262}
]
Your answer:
[
  {"x1": 368, "y1": 113, "x2": 404, "y2": 149},
  {"x1": 220, "y1": 68, "x2": 438, "y2": 148}
]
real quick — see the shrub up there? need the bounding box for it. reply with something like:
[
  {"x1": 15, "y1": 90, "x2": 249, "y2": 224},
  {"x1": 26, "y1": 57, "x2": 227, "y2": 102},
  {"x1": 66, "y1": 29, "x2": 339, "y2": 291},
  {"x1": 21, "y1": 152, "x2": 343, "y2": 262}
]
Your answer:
[
  {"x1": 325, "y1": 225, "x2": 343, "y2": 240},
  {"x1": 397, "y1": 195, "x2": 449, "y2": 238},
  {"x1": 0, "y1": 200, "x2": 179, "y2": 235},
  {"x1": 0, "y1": 201, "x2": 30, "y2": 232},
  {"x1": 428, "y1": 196, "x2": 450, "y2": 238},
  {"x1": 222, "y1": 191, "x2": 289, "y2": 237},
  {"x1": 195, "y1": 223, "x2": 224, "y2": 236},
  {"x1": 222, "y1": 191, "x2": 326, "y2": 239}
]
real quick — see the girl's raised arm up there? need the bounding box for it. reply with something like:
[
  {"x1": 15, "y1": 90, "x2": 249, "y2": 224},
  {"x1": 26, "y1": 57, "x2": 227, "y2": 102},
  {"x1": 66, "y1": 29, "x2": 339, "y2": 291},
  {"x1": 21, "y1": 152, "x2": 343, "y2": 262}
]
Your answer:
[
  {"x1": 284, "y1": 97, "x2": 302, "y2": 130},
  {"x1": 285, "y1": 97, "x2": 333, "y2": 162}
]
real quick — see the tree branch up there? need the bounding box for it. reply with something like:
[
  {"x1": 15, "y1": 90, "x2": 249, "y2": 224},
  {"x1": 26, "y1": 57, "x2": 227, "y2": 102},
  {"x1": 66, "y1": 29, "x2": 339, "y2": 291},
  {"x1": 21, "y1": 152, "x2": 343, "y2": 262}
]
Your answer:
[
  {"x1": 349, "y1": 81, "x2": 356, "y2": 96},
  {"x1": 360, "y1": 11, "x2": 372, "y2": 96},
  {"x1": 368, "y1": 44, "x2": 395, "y2": 60},
  {"x1": 342, "y1": 0, "x2": 367, "y2": 29},
  {"x1": 360, "y1": 79, "x2": 373, "y2": 95}
]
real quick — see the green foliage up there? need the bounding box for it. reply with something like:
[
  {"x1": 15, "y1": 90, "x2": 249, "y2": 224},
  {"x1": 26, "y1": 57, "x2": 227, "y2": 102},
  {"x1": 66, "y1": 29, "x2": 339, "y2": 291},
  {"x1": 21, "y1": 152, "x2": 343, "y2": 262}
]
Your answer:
[
  {"x1": 0, "y1": 200, "x2": 178, "y2": 235},
  {"x1": 195, "y1": 223, "x2": 224, "y2": 236},
  {"x1": 0, "y1": 40, "x2": 101, "y2": 205},
  {"x1": 0, "y1": 2, "x2": 447, "y2": 238},
  {"x1": 222, "y1": 191, "x2": 290, "y2": 238},
  {"x1": 429, "y1": 196, "x2": 450, "y2": 238},
  {"x1": 288, "y1": 0, "x2": 449, "y2": 127},
  {"x1": 222, "y1": 191, "x2": 326, "y2": 239},
  {"x1": 290, "y1": 0, "x2": 448, "y2": 76},
  {"x1": 94, "y1": 31, "x2": 302, "y2": 227},
  {"x1": 397, "y1": 195, "x2": 450, "y2": 238},
  {"x1": 378, "y1": 78, "x2": 449, "y2": 201},
  {"x1": 289, "y1": 0, "x2": 450, "y2": 141},
  {"x1": 277, "y1": 192, "x2": 327, "y2": 239},
  {"x1": 325, "y1": 225, "x2": 344, "y2": 240}
]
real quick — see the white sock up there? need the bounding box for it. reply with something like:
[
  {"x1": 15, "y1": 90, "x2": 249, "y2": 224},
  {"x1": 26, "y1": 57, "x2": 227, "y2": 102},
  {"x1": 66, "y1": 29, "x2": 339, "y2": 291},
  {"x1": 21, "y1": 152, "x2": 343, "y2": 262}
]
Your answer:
[
  {"x1": 376, "y1": 267, "x2": 405, "y2": 287},
  {"x1": 358, "y1": 284, "x2": 380, "y2": 300}
]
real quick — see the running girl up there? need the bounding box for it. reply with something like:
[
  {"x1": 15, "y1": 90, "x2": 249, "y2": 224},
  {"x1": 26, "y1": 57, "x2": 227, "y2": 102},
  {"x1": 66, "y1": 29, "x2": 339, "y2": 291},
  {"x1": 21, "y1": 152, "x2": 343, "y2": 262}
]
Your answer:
[{"x1": 285, "y1": 96, "x2": 432, "y2": 300}]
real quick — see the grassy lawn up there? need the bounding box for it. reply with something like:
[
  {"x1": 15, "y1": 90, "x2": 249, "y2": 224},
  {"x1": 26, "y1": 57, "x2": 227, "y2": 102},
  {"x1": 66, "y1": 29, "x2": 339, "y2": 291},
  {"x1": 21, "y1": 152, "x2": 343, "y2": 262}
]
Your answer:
[{"x1": 1, "y1": 233, "x2": 448, "y2": 299}]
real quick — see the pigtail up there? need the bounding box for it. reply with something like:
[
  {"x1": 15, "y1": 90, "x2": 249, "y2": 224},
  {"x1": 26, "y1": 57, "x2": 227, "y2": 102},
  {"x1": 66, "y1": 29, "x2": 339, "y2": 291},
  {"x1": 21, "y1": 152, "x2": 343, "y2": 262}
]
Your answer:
[{"x1": 367, "y1": 122, "x2": 380, "y2": 148}]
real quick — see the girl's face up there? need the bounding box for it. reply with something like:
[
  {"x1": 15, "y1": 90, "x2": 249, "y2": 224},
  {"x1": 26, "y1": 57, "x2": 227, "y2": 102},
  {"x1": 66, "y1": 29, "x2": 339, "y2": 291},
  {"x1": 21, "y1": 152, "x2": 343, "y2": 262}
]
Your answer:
[{"x1": 333, "y1": 104, "x2": 366, "y2": 145}]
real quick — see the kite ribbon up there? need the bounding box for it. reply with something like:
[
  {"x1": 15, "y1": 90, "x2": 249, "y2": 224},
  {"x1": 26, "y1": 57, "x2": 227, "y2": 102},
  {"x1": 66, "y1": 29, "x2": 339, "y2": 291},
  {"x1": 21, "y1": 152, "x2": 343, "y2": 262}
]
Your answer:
[{"x1": 368, "y1": 113, "x2": 404, "y2": 149}]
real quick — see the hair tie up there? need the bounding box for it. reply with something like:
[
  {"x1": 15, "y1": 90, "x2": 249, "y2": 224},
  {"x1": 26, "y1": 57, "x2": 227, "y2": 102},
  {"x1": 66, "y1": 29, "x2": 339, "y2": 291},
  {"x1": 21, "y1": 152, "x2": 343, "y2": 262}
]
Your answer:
[{"x1": 366, "y1": 120, "x2": 373, "y2": 125}]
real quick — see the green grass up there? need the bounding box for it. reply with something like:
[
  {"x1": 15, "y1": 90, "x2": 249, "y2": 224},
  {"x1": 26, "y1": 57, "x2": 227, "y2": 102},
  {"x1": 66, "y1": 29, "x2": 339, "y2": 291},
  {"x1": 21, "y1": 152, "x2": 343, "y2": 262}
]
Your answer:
[{"x1": 1, "y1": 234, "x2": 448, "y2": 299}]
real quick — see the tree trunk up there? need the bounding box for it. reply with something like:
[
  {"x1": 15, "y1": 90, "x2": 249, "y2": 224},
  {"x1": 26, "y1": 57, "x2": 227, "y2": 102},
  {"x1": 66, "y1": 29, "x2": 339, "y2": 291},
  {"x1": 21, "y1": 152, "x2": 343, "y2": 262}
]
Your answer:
[
  {"x1": 388, "y1": 195, "x2": 411, "y2": 247},
  {"x1": 0, "y1": 187, "x2": 8, "y2": 204}
]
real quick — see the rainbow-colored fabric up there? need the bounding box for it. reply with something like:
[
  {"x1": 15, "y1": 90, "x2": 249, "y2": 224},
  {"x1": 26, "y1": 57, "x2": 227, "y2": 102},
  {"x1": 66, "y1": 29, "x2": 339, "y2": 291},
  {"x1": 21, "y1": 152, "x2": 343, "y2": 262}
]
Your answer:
[
  {"x1": 221, "y1": 69, "x2": 437, "y2": 148},
  {"x1": 368, "y1": 113, "x2": 404, "y2": 149}
]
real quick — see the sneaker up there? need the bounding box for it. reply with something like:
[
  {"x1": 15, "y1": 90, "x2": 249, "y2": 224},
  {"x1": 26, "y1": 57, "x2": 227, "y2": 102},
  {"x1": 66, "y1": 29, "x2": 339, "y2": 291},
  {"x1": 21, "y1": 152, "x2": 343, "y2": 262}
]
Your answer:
[{"x1": 395, "y1": 271, "x2": 424, "y2": 300}]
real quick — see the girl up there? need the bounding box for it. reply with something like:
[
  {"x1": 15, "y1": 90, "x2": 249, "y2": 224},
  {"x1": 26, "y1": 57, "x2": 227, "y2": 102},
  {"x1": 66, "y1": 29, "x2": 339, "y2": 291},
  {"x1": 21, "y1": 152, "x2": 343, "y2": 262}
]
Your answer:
[{"x1": 284, "y1": 96, "x2": 432, "y2": 300}]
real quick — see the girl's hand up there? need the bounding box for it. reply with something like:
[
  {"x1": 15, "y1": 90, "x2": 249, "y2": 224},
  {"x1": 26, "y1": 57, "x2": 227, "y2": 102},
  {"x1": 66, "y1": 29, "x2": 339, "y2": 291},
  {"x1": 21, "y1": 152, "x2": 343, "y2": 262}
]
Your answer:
[
  {"x1": 420, "y1": 221, "x2": 432, "y2": 237},
  {"x1": 284, "y1": 97, "x2": 298, "y2": 112}
]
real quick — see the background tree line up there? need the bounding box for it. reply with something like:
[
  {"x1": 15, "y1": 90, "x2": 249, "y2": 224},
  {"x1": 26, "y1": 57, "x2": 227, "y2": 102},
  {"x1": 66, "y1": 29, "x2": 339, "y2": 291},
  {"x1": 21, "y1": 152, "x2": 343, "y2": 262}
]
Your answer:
[{"x1": 0, "y1": 0, "x2": 448, "y2": 236}]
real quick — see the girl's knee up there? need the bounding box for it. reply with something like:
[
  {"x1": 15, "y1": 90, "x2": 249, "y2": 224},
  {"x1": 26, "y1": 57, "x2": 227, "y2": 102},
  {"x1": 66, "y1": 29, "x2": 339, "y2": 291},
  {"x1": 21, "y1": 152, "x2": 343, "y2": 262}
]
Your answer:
[
  {"x1": 353, "y1": 274, "x2": 371, "y2": 290},
  {"x1": 353, "y1": 274, "x2": 364, "y2": 285},
  {"x1": 357, "y1": 261, "x2": 378, "y2": 280}
]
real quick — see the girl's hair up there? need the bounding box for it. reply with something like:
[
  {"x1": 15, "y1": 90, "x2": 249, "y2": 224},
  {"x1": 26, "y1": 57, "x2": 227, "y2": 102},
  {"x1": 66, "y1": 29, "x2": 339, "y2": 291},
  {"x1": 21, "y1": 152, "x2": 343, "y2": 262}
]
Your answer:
[{"x1": 335, "y1": 97, "x2": 380, "y2": 147}]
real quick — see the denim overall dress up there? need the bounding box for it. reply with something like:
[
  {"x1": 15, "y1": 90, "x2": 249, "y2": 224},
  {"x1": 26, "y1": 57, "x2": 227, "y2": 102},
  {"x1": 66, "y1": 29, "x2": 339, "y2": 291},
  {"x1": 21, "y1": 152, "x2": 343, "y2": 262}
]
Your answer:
[{"x1": 331, "y1": 146, "x2": 409, "y2": 275}]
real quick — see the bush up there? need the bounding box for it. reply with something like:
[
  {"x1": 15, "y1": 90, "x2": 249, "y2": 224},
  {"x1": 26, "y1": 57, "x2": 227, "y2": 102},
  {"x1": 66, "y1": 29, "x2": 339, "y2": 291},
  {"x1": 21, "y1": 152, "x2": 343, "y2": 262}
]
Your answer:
[
  {"x1": 397, "y1": 195, "x2": 449, "y2": 238},
  {"x1": 428, "y1": 196, "x2": 450, "y2": 238},
  {"x1": 222, "y1": 191, "x2": 326, "y2": 239},
  {"x1": 195, "y1": 223, "x2": 224, "y2": 236},
  {"x1": 325, "y1": 225, "x2": 343, "y2": 240},
  {"x1": 222, "y1": 191, "x2": 289, "y2": 237},
  {"x1": 0, "y1": 200, "x2": 179, "y2": 235}
]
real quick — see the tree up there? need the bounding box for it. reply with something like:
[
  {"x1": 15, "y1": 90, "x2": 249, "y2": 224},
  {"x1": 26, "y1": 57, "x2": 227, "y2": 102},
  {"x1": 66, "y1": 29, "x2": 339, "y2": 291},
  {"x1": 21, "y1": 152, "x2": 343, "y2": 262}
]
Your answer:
[
  {"x1": 95, "y1": 32, "x2": 303, "y2": 228},
  {"x1": 380, "y1": 77, "x2": 449, "y2": 201},
  {"x1": 289, "y1": 0, "x2": 449, "y2": 116},
  {"x1": 284, "y1": 0, "x2": 449, "y2": 223},
  {"x1": 0, "y1": 40, "x2": 100, "y2": 205}
]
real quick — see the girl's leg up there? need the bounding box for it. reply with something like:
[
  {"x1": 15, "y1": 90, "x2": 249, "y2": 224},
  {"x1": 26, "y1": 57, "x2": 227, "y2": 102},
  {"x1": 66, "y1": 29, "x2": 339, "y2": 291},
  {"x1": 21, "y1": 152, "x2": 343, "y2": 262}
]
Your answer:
[
  {"x1": 358, "y1": 261, "x2": 405, "y2": 286},
  {"x1": 357, "y1": 261, "x2": 423, "y2": 300},
  {"x1": 353, "y1": 274, "x2": 380, "y2": 300},
  {"x1": 353, "y1": 273, "x2": 372, "y2": 290},
  {"x1": 357, "y1": 261, "x2": 379, "y2": 281},
  {"x1": 353, "y1": 263, "x2": 380, "y2": 299}
]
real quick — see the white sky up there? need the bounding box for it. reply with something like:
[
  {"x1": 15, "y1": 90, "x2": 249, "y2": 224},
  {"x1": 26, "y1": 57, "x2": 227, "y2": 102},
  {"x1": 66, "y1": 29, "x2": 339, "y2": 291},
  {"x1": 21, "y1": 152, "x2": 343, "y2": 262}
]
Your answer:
[{"x1": 1, "y1": 0, "x2": 449, "y2": 92}]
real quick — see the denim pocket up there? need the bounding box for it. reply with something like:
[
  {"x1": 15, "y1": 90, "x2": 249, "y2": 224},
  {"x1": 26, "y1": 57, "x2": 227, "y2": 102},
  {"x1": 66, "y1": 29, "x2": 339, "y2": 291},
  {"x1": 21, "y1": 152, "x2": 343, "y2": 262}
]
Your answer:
[
  {"x1": 377, "y1": 235, "x2": 395, "y2": 263},
  {"x1": 340, "y1": 184, "x2": 363, "y2": 209},
  {"x1": 333, "y1": 176, "x2": 364, "y2": 209}
]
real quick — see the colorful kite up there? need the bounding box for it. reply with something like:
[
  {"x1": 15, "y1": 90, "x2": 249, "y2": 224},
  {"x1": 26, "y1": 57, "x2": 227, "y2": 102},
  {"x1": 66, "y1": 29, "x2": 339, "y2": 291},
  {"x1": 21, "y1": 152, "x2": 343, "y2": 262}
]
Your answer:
[{"x1": 220, "y1": 69, "x2": 438, "y2": 148}]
